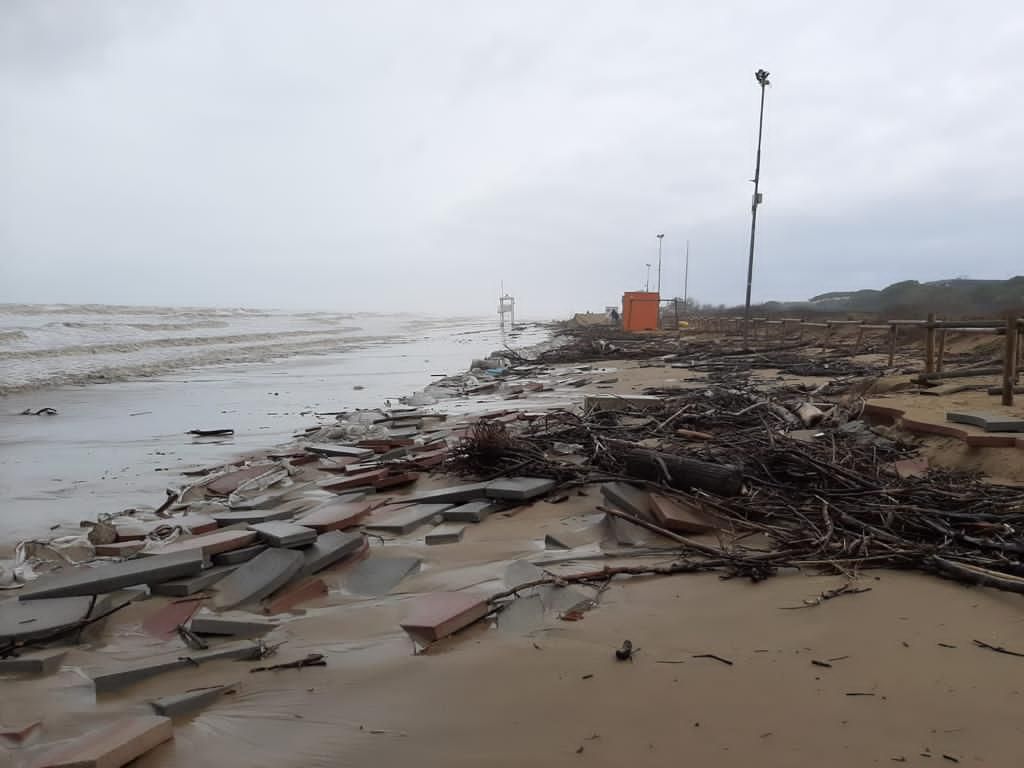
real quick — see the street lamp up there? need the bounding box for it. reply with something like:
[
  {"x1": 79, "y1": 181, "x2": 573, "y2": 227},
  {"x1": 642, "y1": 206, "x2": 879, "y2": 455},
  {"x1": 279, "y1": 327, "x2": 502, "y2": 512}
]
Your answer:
[
  {"x1": 645, "y1": 263, "x2": 652, "y2": 292},
  {"x1": 656, "y1": 233, "x2": 664, "y2": 293},
  {"x1": 743, "y1": 68, "x2": 770, "y2": 349}
]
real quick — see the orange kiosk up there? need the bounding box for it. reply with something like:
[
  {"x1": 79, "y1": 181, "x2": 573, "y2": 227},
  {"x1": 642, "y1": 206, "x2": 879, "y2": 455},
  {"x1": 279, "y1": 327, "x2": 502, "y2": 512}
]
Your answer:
[{"x1": 621, "y1": 291, "x2": 660, "y2": 331}]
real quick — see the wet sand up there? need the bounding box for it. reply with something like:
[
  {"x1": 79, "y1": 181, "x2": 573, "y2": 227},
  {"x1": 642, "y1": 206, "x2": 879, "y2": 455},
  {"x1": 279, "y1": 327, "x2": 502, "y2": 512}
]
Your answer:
[{"x1": 4, "y1": 359, "x2": 1023, "y2": 767}]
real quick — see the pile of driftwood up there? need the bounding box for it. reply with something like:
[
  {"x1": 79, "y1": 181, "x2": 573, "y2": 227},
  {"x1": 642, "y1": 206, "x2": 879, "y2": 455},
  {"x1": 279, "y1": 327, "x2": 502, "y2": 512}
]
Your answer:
[{"x1": 453, "y1": 374, "x2": 1024, "y2": 594}]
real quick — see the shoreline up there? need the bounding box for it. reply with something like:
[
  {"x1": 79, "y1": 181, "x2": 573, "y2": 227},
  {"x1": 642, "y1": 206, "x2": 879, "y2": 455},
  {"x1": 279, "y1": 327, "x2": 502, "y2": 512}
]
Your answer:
[{"x1": 3, "y1": 329, "x2": 1024, "y2": 766}]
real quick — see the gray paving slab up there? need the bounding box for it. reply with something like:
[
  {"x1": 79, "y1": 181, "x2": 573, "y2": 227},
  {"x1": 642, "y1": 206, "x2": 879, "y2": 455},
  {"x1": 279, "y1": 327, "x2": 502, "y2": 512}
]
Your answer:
[
  {"x1": 504, "y1": 560, "x2": 546, "y2": 590},
  {"x1": 305, "y1": 443, "x2": 375, "y2": 458},
  {"x1": 442, "y1": 500, "x2": 503, "y2": 523},
  {"x1": 485, "y1": 477, "x2": 556, "y2": 501},
  {"x1": 190, "y1": 611, "x2": 276, "y2": 637},
  {"x1": 211, "y1": 544, "x2": 267, "y2": 566},
  {"x1": 0, "y1": 648, "x2": 67, "y2": 675},
  {"x1": 91, "y1": 641, "x2": 261, "y2": 693},
  {"x1": 403, "y1": 482, "x2": 490, "y2": 504},
  {"x1": 600, "y1": 482, "x2": 652, "y2": 518},
  {"x1": 150, "y1": 682, "x2": 237, "y2": 717},
  {"x1": 211, "y1": 549, "x2": 304, "y2": 610},
  {"x1": 249, "y1": 521, "x2": 317, "y2": 548},
  {"x1": 364, "y1": 504, "x2": 451, "y2": 535},
  {"x1": 497, "y1": 594, "x2": 544, "y2": 633},
  {"x1": 947, "y1": 411, "x2": 1024, "y2": 432},
  {"x1": 211, "y1": 505, "x2": 304, "y2": 526},
  {"x1": 149, "y1": 565, "x2": 237, "y2": 597},
  {"x1": 19, "y1": 550, "x2": 204, "y2": 601},
  {"x1": 345, "y1": 557, "x2": 421, "y2": 595},
  {"x1": 0, "y1": 595, "x2": 93, "y2": 642},
  {"x1": 299, "y1": 531, "x2": 365, "y2": 578},
  {"x1": 425, "y1": 523, "x2": 466, "y2": 545}
]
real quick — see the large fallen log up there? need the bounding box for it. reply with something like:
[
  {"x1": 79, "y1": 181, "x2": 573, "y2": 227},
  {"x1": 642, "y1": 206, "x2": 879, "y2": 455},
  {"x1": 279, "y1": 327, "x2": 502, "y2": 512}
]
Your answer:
[{"x1": 622, "y1": 448, "x2": 743, "y2": 497}]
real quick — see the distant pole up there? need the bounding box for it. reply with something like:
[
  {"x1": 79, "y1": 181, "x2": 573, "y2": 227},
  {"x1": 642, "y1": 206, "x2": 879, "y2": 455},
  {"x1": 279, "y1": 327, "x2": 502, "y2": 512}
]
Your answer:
[
  {"x1": 684, "y1": 239, "x2": 690, "y2": 308},
  {"x1": 743, "y1": 68, "x2": 771, "y2": 349},
  {"x1": 645, "y1": 263, "x2": 652, "y2": 292},
  {"x1": 656, "y1": 233, "x2": 664, "y2": 293}
]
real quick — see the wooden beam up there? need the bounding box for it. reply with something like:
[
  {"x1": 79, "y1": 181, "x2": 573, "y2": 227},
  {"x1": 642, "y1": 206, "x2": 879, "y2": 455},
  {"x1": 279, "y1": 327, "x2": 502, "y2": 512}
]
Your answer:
[
  {"x1": 1004, "y1": 315, "x2": 1019, "y2": 406},
  {"x1": 925, "y1": 313, "x2": 936, "y2": 374}
]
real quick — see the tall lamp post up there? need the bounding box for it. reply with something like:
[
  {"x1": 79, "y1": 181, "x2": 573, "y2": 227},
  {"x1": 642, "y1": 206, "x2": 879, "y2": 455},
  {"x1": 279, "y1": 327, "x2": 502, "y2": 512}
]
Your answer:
[
  {"x1": 684, "y1": 239, "x2": 690, "y2": 308},
  {"x1": 656, "y1": 233, "x2": 664, "y2": 293},
  {"x1": 644, "y1": 263, "x2": 652, "y2": 292},
  {"x1": 742, "y1": 68, "x2": 770, "y2": 349}
]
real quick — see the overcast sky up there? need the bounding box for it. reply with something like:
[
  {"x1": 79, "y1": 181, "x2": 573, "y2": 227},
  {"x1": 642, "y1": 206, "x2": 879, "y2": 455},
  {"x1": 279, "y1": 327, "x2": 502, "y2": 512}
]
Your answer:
[{"x1": 2, "y1": 1, "x2": 1022, "y2": 317}]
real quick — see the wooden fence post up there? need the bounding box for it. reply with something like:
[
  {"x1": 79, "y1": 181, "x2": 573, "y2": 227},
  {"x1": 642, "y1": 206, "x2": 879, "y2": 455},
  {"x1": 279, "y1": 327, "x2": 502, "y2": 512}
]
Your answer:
[
  {"x1": 854, "y1": 323, "x2": 865, "y2": 354},
  {"x1": 925, "y1": 313, "x2": 936, "y2": 374},
  {"x1": 823, "y1": 323, "x2": 832, "y2": 353},
  {"x1": 936, "y1": 328, "x2": 947, "y2": 373},
  {"x1": 888, "y1": 325, "x2": 897, "y2": 368},
  {"x1": 1004, "y1": 314, "x2": 1019, "y2": 406}
]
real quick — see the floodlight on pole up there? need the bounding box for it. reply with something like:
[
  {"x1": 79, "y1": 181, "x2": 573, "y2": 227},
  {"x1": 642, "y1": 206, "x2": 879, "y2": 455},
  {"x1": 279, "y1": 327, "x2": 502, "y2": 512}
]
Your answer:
[
  {"x1": 645, "y1": 263, "x2": 652, "y2": 292},
  {"x1": 656, "y1": 233, "x2": 664, "y2": 293},
  {"x1": 742, "y1": 68, "x2": 770, "y2": 350}
]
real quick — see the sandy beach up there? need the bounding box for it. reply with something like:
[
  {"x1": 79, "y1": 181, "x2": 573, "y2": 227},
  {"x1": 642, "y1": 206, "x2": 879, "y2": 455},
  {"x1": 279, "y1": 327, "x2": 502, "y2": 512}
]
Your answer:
[{"x1": 3, "y1": 321, "x2": 1024, "y2": 768}]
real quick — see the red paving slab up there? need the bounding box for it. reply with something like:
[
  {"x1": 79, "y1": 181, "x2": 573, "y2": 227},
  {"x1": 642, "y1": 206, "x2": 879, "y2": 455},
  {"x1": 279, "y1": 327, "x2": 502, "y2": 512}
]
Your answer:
[
  {"x1": 206, "y1": 465, "x2": 279, "y2": 496},
  {"x1": 263, "y1": 577, "x2": 327, "y2": 614},
  {"x1": 150, "y1": 530, "x2": 258, "y2": 559},
  {"x1": 399, "y1": 592, "x2": 490, "y2": 646},
  {"x1": 297, "y1": 501, "x2": 370, "y2": 533},
  {"x1": 141, "y1": 598, "x2": 203, "y2": 639},
  {"x1": 649, "y1": 494, "x2": 717, "y2": 534},
  {"x1": 30, "y1": 715, "x2": 172, "y2": 767}
]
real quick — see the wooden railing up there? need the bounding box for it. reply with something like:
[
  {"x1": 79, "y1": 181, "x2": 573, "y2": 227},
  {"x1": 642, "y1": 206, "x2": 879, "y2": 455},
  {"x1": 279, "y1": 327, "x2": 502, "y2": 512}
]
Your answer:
[{"x1": 684, "y1": 314, "x2": 1023, "y2": 405}]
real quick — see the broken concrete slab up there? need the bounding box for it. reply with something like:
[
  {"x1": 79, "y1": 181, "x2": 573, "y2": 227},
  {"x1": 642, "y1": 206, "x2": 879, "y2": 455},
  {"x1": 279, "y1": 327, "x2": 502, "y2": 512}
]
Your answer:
[
  {"x1": 345, "y1": 557, "x2": 421, "y2": 596},
  {"x1": 425, "y1": 523, "x2": 466, "y2": 545},
  {"x1": 543, "y1": 525, "x2": 601, "y2": 550},
  {"x1": 606, "y1": 513, "x2": 657, "y2": 547},
  {"x1": 297, "y1": 499, "x2": 371, "y2": 532},
  {"x1": 305, "y1": 443, "x2": 375, "y2": 459},
  {"x1": 537, "y1": 584, "x2": 590, "y2": 614},
  {"x1": 0, "y1": 648, "x2": 66, "y2": 676},
  {"x1": 0, "y1": 595, "x2": 94, "y2": 642},
  {"x1": 299, "y1": 531, "x2": 365, "y2": 577},
  {"x1": 210, "y1": 505, "x2": 304, "y2": 526},
  {"x1": 248, "y1": 521, "x2": 317, "y2": 548},
  {"x1": 484, "y1": 477, "x2": 556, "y2": 502},
  {"x1": 600, "y1": 482, "x2": 651, "y2": 519},
  {"x1": 144, "y1": 530, "x2": 258, "y2": 560},
  {"x1": 262, "y1": 576, "x2": 326, "y2": 614},
  {"x1": 211, "y1": 544, "x2": 267, "y2": 567},
  {"x1": 19, "y1": 550, "x2": 204, "y2": 601},
  {"x1": 400, "y1": 592, "x2": 489, "y2": 646},
  {"x1": 211, "y1": 549, "x2": 304, "y2": 611},
  {"x1": 442, "y1": 499, "x2": 502, "y2": 523},
  {"x1": 206, "y1": 464, "x2": 281, "y2": 496},
  {"x1": 190, "y1": 611, "x2": 275, "y2": 637},
  {"x1": 149, "y1": 564, "x2": 237, "y2": 597},
  {"x1": 497, "y1": 594, "x2": 544, "y2": 633},
  {"x1": 150, "y1": 683, "x2": 237, "y2": 718},
  {"x1": 318, "y1": 470, "x2": 389, "y2": 493},
  {"x1": 29, "y1": 714, "x2": 173, "y2": 767},
  {"x1": 364, "y1": 504, "x2": 451, "y2": 535},
  {"x1": 947, "y1": 411, "x2": 1024, "y2": 432},
  {"x1": 91, "y1": 641, "x2": 262, "y2": 693},
  {"x1": 141, "y1": 599, "x2": 202, "y2": 639},
  {"x1": 93, "y1": 540, "x2": 146, "y2": 558},
  {"x1": 649, "y1": 494, "x2": 717, "y2": 534},
  {"x1": 402, "y1": 482, "x2": 490, "y2": 504},
  {"x1": 504, "y1": 560, "x2": 546, "y2": 590}
]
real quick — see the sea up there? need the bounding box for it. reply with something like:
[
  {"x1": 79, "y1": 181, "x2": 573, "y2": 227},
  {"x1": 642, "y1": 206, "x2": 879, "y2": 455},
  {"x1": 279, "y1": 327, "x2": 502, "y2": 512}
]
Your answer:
[{"x1": 0, "y1": 304, "x2": 550, "y2": 546}]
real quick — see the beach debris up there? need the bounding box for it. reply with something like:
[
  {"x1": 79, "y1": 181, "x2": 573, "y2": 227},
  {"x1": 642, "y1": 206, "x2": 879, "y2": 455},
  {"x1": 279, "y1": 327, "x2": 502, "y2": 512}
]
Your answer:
[
  {"x1": 304, "y1": 443, "x2": 375, "y2": 459},
  {"x1": 211, "y1": 545, "x2": 268, "y2": 567},
  {"x1": 262, "y1": 576, "x2": 327, "y2": 614},
  {"x1": 0, "y1": 648, "x2": 67, "y2": 675},
  {"x1": 438, "y1": 499, "x2": 499, "y2": 523},
  {"x1": 947, "y1": 411, "x2": 1024, "y2": 432},
  {"x1": 18, "y1": 550, "x2": 204, "y2": 600},
  {"x1": 141, "y1": 599, "x2": 203, "y2": 640},
  {"x1": 29, "y1": 715, "x2": 173, "y2": 767},
  {"x1": 364, "y1": 504, "x2": 451, "y2": 535},
  {"x1": 648, "y1": 494, "x2": 717, "y2": 534},
  {"x1": 176, "y1": 624, "x2": 208, "y2": 650},
  {"x1": 91, "y1": 641, "x2": 265, "y2": 693},
  {"x1": 188, "y1": 428, "x2": 235, "y2": 437},
  {"x1": 20, "y1": 407, "x2": 57, "y2": 416},
  {"x1": 615, "y1": 640, "x2": 634, "y2": 661},
  {"x1": 297, "y1": 499, "x2": 371, "y2": 532},
  {"x1": 150, "y1": 683, "x2": 237, "y2": 717},
  {"x1": 250, "y1": 652, "x2": 326, "y2": 672},
  {"x1": 400, "y1": 592, "x2": 490, "y2": 647},
  {"x1": 425, "y1": 523, "x2": 466, "y2": 545},
  {"x1": 249, "y1": 521, "x2": 317, "y2": 548},
  {"x1": 211, "y1": 549, "x2": 304, "y2": 611},
  {"x1": 693, "y1": 653, "x2": 733, "y2": 666},
  {"x1": 484, "y1": 476, "x2": 556, "y2": 501},
  {"x1": 144, "y1": 529, "x2": 258, "y2": 559},
  {"x1": 189, "y1": 611, "x2": 276, "y2": 638},
  {"x1": 0, "y1": 720, "x2": 43, "y2": 748},
  {"x1": 299, "y1": 531, "x2": 366, "y2": 577},
  {"x1": 972, "y1": 639, "x2": 1024, "y2": 658},
  {"x1": 345, "y1": 557, "x2": 421, "y2": 596}
]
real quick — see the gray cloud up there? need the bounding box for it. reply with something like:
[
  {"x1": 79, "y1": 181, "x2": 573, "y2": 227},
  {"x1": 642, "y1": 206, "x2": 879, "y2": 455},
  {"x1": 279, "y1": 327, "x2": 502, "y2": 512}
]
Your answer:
[{"x1": 2, "y1": 0, "x2": 1023, "y2": 316}]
